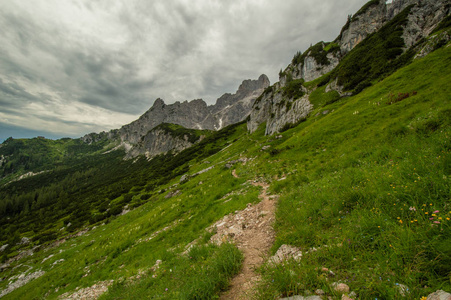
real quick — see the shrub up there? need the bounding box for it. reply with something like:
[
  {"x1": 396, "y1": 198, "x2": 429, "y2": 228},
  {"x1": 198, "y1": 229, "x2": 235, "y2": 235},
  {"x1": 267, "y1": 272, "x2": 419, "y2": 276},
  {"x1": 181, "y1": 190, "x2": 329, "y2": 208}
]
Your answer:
[
  {"x1": 386, "y1": 91, "x2": 417, "y2": 105},
  {"x1": 283, "y1": 78, "x2": 305, "y2": 100}
]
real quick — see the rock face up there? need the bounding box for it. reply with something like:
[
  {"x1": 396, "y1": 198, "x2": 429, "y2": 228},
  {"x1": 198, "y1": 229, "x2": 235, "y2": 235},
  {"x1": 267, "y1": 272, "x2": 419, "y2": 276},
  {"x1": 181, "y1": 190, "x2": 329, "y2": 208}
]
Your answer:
[
  {"x1": 124, "y1": 124, "x2": 204, "y2": 160},
  {"x1": 0, "y1": 270, "x2": 45, "y2": 298},
  {"x1": 247, "y1": 0, "x2": 450, "y2": 135},
  {"x1": 401, "y1": 0, "x2": 450, "y2": 48},
  {"x1": 82, "y1": 75, "x2": 269, "y2": 158},
  {"x1": 210, "y1": 74, "x2": 270, "y2": 129},
  {"x1": 117, "y1": 98, "x2": 213, "y2": 145},
  {"x1": 280, "y1": 0, "x2": 449, "y2": 86},
  {"x1": 247, "y1": 86, "x2": 312, "y2": 135}
]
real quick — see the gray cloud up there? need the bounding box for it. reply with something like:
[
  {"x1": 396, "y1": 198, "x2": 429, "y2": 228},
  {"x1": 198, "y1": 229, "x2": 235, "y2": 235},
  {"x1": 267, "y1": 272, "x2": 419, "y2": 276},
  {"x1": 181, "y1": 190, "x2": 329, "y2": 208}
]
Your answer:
[{"x1": 0, "y1": 0, "x2": 368, "y2": 139}]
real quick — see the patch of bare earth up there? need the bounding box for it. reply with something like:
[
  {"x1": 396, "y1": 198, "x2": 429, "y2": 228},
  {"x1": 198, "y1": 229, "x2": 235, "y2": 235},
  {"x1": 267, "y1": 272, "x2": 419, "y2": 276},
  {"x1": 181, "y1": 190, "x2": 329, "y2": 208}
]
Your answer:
[{"x1": 210, "y1": 181, "x2": 276, "y2": 299}]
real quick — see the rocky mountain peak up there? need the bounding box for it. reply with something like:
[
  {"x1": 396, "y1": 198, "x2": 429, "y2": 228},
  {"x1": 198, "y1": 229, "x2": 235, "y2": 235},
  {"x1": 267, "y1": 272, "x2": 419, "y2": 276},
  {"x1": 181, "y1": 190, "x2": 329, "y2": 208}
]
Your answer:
[
  {"x1": 152, "y1": 98, "x2": 165, "y2": 108},
  {"x1": 236, "y1": 74, "x2": 270, "y2": 96}
]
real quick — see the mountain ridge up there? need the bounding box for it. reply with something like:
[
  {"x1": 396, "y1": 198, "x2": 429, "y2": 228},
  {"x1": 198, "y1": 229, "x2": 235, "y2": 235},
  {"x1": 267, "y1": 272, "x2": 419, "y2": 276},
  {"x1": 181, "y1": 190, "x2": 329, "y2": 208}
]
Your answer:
[
  {"x1": 81, "y1": 74, "x2": 269, "y2": 157},
  {"x1": 247, "y1": 0, "x2": 450, "y2": 135}
]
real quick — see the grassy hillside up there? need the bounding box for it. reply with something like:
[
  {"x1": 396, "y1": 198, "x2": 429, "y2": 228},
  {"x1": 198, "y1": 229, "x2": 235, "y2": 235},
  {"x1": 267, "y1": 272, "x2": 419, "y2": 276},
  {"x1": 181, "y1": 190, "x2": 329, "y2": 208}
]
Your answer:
[
  {"x1": 0, "y1": 41, "x2": 449, "y2": 299},
  {"x1": 253, "y1": 43, "x2": 451, "y2": 299},
  {"x1": 0, "y1": 122, "x2": 242, "y2": 263},
  {"x1": 0, "y1": 137, "x2": 113, "y2": 184}
]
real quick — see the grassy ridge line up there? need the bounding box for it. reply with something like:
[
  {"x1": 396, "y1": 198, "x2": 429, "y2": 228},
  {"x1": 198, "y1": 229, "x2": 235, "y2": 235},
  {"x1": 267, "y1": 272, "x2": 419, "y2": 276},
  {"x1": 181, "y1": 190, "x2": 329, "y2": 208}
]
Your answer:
[{"x1": 252, "y1": 44, "x2": 451, "y2": 298}]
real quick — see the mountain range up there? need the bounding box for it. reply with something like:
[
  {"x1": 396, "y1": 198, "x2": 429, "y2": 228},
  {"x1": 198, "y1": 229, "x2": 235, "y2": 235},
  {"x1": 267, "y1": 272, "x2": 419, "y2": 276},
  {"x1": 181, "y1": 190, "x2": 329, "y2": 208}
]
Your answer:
[{"x1": 82, "y1": 74, "x2": 269, "y2": 159}]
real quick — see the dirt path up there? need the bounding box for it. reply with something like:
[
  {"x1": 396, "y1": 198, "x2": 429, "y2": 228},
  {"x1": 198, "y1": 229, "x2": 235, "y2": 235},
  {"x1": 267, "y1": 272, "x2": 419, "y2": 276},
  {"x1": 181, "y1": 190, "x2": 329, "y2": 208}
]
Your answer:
[{"x1": 211, "y1": 181, "x2": 276, "y2": 299}]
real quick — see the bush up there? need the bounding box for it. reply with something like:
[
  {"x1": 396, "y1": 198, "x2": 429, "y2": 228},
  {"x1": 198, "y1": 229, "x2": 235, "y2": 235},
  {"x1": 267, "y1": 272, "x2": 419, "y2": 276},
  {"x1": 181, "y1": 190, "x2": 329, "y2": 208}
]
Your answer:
[
  {"x1": 353, "y1": 80, "x2": 372, "y2": 95},
  {"x1": 386, "y1": 91, "x2": 417, "y2": 105},
  {"x1": 283, "y1": 79, "x2": 305, "y2": 100},
  {"x1": 140, "y1": 194, "x2": 151, "y2": 200}
]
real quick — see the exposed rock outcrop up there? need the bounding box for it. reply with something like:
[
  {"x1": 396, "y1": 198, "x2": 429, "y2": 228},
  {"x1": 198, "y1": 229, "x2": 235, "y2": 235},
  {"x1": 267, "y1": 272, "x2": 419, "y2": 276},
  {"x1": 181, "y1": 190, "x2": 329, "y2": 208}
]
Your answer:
[
  {"x1": 117, "y1": 98, "x2": 213, "y2": 145},
  {"x1": 0, "y1": 270, "x2": 45, "y2": 298},
  {"x1": 211, "y1": 74, "x2": 270, "y2": 130},
  {"x1": 248, "y1": 87, "x2": 312, "y2": 135},
  {"x1": 124, "y1": 124, "x2": 205, "y2": 160},
  {"x1": 280, "y1": 0, "x2": 450, "y2": 87},
  {"x1": 247, "y1": 0, "x2": 450, "y2": 135}
]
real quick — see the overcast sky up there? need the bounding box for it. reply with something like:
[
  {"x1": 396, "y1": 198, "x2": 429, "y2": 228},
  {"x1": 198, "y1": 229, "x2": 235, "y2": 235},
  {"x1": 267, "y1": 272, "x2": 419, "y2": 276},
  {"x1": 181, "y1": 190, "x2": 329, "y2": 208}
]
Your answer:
[{"x1": 0, "y1": 0, "x2": 368, "y2": 142}]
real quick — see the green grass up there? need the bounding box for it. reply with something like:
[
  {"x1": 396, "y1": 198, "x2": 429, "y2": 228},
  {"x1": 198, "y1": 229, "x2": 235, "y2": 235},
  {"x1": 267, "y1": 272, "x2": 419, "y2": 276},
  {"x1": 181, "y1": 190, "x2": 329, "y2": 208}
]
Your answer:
[
  {"x1": 101, "y1": 242, "x2": 242, "y2": 299},
  {"x1": 153, "y1": 123, "x2": 210, "y2": 144},
  {"x1": 308, "y1": 85, "x2": 340, "y2": 108},
  {"x1": 253, "y1": 44, "x2": 451, "y2": 299}
]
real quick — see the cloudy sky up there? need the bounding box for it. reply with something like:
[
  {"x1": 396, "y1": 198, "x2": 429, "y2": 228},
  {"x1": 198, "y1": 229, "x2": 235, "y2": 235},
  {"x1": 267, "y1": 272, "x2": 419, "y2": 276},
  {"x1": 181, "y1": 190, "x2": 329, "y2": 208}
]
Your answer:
[{"x1": 0, "y1": 0, "x2": 368, "y2": 142}]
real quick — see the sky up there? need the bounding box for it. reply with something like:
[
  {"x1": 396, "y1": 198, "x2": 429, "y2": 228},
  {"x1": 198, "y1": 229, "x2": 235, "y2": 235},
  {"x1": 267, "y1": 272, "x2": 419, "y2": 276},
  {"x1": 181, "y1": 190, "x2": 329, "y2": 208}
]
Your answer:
[{"x1": 0, "y1": 0, "x2": 368, "y2": 142}]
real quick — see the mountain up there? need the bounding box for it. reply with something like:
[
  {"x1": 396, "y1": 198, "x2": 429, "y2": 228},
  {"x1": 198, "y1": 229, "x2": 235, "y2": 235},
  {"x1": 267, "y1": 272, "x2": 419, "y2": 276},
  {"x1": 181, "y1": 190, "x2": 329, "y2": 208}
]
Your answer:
[
  {"x1": 0, "y1": 0, "x2": 450, "y2": 299},
  {"x1": 124, "y1": 123, "x2": 208, "y2": 160},
  {"x1": 248, "y1": 0, "x2": 450, "y2": 135},
  {"x1": 82, "y1": 74, "x2": 269, "y2": 158}
]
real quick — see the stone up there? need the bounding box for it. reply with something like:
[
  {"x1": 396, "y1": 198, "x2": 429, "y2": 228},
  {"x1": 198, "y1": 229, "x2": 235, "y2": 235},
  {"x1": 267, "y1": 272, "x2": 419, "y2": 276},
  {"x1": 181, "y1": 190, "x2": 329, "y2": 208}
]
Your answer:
[
  {"x1": 18, "y1": 237, "x2": 30, "y2": 245},
  {"x1": 57, "y1": 280, "x2": 113, "y2": 300},
  {"x1": 0, "y1": 244, "x2": 9, "y2": 252},
  {"x1": 125, "y1": 126, "x2": 200, "y2": 160},
  {"x1": 247, "y1": 0, "x2": 450, "y2": 136},
  {"x1": 151, "y1": 259, "x2": 162, "y2": 272},
  {"x1": 332, "y1": 282, "x2": 350, "y2": 294},
  {"x1": 315, "y1": 289, "x2": 325, "y2": 295},
  {"x1": 280, "y1": 296, "x2": 322, "y2": 300},
  {"x1": 165, "y1": 190, "x2": 181, "y2": 199},
  {"x1": 426, "y1": 290, "x2": 451, "y2": 300},
  {"x1": 0, "y1": 270, "x2": 45, "y2": 298},
  {"x1": 342, "y1": 295, "x2": 353, "y2": 300},
  {"x1": 269, "y1": 244, "x2": 302, "y2": 265},
  {"x1": 248, "y1": 88, "x2": 312, "y2": 135},
  {"x1": 396, "y1": 283, "x2": 410, "y2": 297}
]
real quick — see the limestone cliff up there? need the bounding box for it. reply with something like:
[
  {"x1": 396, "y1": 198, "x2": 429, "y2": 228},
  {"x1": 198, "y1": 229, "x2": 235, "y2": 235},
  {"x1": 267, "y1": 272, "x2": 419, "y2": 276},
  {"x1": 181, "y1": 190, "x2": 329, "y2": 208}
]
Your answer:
[
  {"x1": 247, "y1": 82, "x2": 312, "y2": 135},
  {"x1": 279, "y1": 0, "x2": 450, "y2": 87},
  {"x1": 125, "y1": 124, "x2": 206, "y2": 160},
  {"x1": 247, "y1": 0, "x2": 450, "y2": 135}
]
